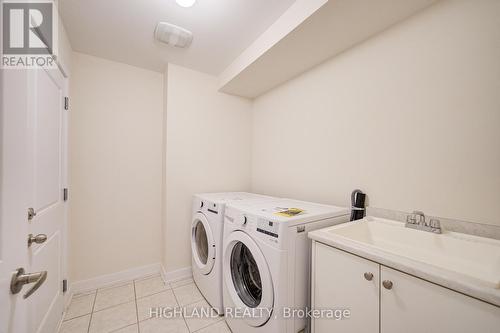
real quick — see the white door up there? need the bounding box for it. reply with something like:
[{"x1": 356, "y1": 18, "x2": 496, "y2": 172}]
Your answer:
[
  {"x1": 381, "y1": 266, "x2": 500, "y2": 333},
  {"x1": 311, "y1": 242, "x2": 379, "y2": 333},
  {"x1": 1, "y1": 68, "x2": 31, "y2": 333},
  {"x1": 1, "y1": 65, "x2": 68, "y2": 333}
]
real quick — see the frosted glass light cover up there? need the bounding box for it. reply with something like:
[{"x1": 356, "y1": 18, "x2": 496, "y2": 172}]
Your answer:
[
  {"x1": 176, "y1": 0, "x2": 196, "y2": 8},
  {"x1": 154, "y1": 22, "x2": 193, "y2": 48}
]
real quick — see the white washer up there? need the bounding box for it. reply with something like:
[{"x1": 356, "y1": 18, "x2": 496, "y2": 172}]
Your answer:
[
  {"x1": 222, "y1": 199, "x2": 349, "y2": 333},
  {"x1": 191, "y1": 192, "x2": 276, "y2": 315}
]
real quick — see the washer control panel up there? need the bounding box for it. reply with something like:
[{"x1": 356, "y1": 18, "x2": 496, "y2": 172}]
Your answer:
[{"x1": 256, "y1": 219, "x2": 279, "y2": 238}]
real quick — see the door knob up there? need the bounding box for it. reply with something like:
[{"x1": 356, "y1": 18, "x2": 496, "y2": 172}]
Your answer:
[
  {"x1": 363, "y1": 272, "x2": 374, "y2": 281},
  {"x1": 27, "y1": 234, "x2": 47, "y2": 247},
  {"x1": 10, "y1": 267, "x2": 48, "y2": 299},
  {"x1": 382, "y1": 280, "x2": 393, "y2": 290}
]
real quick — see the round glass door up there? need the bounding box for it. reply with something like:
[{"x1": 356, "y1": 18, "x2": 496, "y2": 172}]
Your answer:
[
  {"x1": 195, "y1": 222, "x2": 208, "y2": 265},
  {"x1": 191, "y1": 213, "x2": 215, "y2": 275},
  {"x1": 231, "y1": 242, "x2": 262, "y2": 308},
  {"x1": 224, "y1": 231, "x2": 273, "y2": 327}
]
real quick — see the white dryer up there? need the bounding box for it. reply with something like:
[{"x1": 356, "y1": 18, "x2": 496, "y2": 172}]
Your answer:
[
  {"x1": 191, "y1": 192, "x2": 275, "y2": 315},
  {"x1": 222, "y1": 199, "x2": 349, "y2": 333}
]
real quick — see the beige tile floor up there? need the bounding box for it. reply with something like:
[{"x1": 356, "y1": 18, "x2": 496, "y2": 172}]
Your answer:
[{"x1": 59, "y1": 275, "x2": 231, "y2": 333}]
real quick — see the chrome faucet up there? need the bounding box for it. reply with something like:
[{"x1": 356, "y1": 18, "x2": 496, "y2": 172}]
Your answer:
[{"x1": 405, "y1": 210, "x2": 442, "y2": 234}]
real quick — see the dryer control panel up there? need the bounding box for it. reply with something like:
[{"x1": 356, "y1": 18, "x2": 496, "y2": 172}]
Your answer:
[
  {"x1": 194, "y1": 197, "x2": 220, "y2": 216},
  {"x1": 199, "y1": 200, "x2": 219, "y2": 215}
]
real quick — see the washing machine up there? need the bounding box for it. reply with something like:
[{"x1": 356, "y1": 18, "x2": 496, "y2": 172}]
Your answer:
[
  {"x1": 191, "y1": 192, "x2": 276, "y2": 315},
  {"x1": 222, "y1": 199, "x2": 349, "y2": 333}
]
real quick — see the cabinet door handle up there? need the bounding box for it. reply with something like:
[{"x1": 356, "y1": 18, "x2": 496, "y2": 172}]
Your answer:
[
  {"x1": 383, "y1": 280, "x2": 393, "y2": 290},
  {"x1": 363, "y1": 272, "x2": 373, "y2": 281}
]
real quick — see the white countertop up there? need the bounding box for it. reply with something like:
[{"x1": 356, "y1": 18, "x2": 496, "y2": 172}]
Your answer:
[{"x1": 308, "y1": 217, "x2": 500, "y2": 307}]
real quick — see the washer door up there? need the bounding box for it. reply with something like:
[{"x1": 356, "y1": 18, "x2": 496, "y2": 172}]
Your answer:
[
  {"x1": 191, "y1": 213, "x2": 215, "y2": 275},
  {"x1": 224, "y1": 231, "x2": 274, "y2": 327}
]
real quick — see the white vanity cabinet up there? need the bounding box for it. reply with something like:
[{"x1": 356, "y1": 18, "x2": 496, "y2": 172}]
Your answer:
[
  {"x1": 312, "y1": 242, "x2": 379, "y2": 333},
  {"x1": 311, "y1": 241, "x2": 500, "y2": 333},
  {"x1": 381, "y1": 266, "x2": 500, "y2": 333}
]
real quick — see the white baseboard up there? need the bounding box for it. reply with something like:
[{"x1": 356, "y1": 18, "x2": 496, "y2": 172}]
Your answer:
[
  {"x1": 161, "y1": 265, "x2": 192, "y2": 283},
  {"x1": 71, "y1": 262, "x2": 162, "y2": 293},
  {"x1": 64, "y1": 289, "x2": 73, "y2": 309},
  {"x1": 69, "y1": 262, "x2": 192, "y2": 297}
]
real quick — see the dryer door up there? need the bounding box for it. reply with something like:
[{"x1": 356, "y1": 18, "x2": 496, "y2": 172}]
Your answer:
[
  {"x1": 224, "y1": 231, "x2": 274, "y2": 327},
  {"x1": 191, "y1": 212, "x2": 216, "y2": 275}
]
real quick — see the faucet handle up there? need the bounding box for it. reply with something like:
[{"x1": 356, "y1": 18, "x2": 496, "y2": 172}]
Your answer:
[
  {"x1": 429, "y1": 218, "x2": 441, "y2": 231},
  {"x1": 406, "y1": 214, "x2": 417, "y2": 225},
  {"x1": 412, "y1": 210, "x2": 426, "y2": 225}
]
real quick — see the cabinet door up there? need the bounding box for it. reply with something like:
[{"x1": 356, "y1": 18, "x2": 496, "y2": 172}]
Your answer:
[
  {"x1": 381, "y1": 266, "x2": 500, "y2": 333},
  {"x1": 312, "y1": 242, "x2": 379, "y2": 333}
]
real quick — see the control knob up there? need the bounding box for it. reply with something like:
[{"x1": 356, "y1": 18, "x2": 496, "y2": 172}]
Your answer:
[{"x1": 237, "y1": 215, "x2": 247, "y2": 226}]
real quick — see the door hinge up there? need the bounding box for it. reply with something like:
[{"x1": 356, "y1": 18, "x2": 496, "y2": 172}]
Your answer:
[
  {"x1": 64, "y1": 97, "x2": 69, "y2": 110},
  {"x1": 28, "y1": 207, "x2": 36, "y2": 221},
  {"x1": 62, "y1": 279, "x2": 68, "y2": 293},
  {"x1": 63, "y1": 188, "x2": 68, "y2": 201}
]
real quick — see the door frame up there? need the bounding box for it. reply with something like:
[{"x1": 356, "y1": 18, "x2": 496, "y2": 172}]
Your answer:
[
  {"x1": 28, "y1": 63, "x2": 70, "y2": 333},
  {"x1": 57, "y1": 62, "x2": 70, "y2": 314},
  {"x1": 52, "y1": 59, "x2": 70, "y2": 323}
]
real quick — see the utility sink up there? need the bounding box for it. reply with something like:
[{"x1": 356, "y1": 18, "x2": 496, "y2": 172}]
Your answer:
[{"x1": 309, "y1": 217, "x2": 500, "y2": 289}]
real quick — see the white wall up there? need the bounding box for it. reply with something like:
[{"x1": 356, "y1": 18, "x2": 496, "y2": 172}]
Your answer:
[
  {"x1": 251, "y1": 0, "x2": 500, "y2": 226},
  {"x1": 67, "y1": 0, "x2": 500, "y2": 281},
  {"x1": 163, "y1": 64, "x2": 252, "y2": 273},
  {"x1": 56, "y1": 2, "x2": 72, "y2": 77},
  {"x1": 69, "y1": 53, "x2": 164, "y2": 281}
]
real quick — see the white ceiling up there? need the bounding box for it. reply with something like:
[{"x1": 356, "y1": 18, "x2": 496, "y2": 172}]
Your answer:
[{"x1": 59, "y1": 0, "x2": 296, "y2": 74}]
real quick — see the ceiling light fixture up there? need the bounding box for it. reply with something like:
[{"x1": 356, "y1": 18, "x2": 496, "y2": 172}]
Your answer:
[
  {"x1": 176, "y1": 0, "x2": 196, "y2": 8},
  {"x1": 155, "y1": 22, "x2": 193, "y2": 48}
]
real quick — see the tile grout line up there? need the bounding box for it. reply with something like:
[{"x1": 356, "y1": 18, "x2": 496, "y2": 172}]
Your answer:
[
  {"x1": 135, "y1": 286, "x2": 173, "y2": 301},
  {"x1": 90, "y1": 281, "x2": 139, "y2": 315},
  {"x1": 62, "y1": 293, "x2": 95, "y2": 322},
  {"x1": 191, "y1": 319, "x2": 224, "y2": 333},
  {"x1": 109, "y1": 323, "x2": 137, "y2": 333},
  {"x1": 133, "y1": 280, "x2": 140, "y2": 333},
  {"x1": 170, "y1": 282, "x2": 193, "y2": 332},
  {"x1": 171, "y1": 283, "x2": 224, "y2": 333},
  {"x1": 72, "y1": 291, "x2": 96, "y2": 299},
  {"x1": 133, "y1": 282, "x2": 200, "y2": 313},
  {"x1": 189, "y1": 284, "x2": 225, "y2": 333},
  {"x1": 130, "y1": 275, "x2": 179, "y2": 300},
  {"x1": 93, "y1": 274, "x2": 161, "y2": 293},
  {"x1": 86, "y1": 290, "x2": 97, "y2": 333},
  {"x1": 90, "y1": 280, "x2": 180, "y2": 326},
  {"x1": 62, "y1": 312, "x2": 91, "y2": 322},
  {"x1": 88, "y1": 280, "x2": 149, "y2": 314},
  {"x1": 92, "y1": 296, "x2": 137, "y2": 314},
  {"x1": 174, "y1": 284, "x2": 208, "y2": 308},
  {"x1": 68, "y1": 274, "x2": 194, "y2": 332}
]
